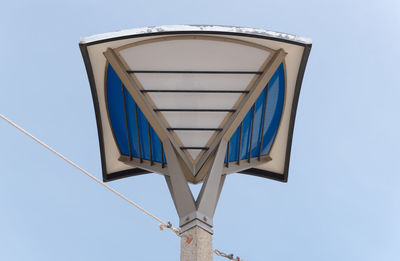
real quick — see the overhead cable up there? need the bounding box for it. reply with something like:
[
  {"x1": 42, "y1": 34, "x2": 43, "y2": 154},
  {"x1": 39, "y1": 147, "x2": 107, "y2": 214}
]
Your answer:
[{"x1": 0, "y1": 113, "x2": 180, "y2": 235}]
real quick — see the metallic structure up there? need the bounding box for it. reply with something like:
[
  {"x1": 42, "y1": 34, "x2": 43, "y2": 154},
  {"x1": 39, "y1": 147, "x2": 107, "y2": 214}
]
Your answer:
[{"x1": 80, "y1": 25, "x2": 311, "y2": 255}]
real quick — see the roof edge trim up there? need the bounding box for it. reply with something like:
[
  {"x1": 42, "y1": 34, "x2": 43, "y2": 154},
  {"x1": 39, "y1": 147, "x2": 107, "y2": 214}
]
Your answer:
[{"x1": 79, "y1": 25, "x2": 312, "y2": 46}]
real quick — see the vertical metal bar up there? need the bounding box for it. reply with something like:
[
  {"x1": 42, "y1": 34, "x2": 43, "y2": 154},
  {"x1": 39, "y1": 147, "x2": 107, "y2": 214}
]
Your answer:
[
  {"x1": 226, "y1": 141, "x2": 230, "y2": 168},
  {"x1": 161, "y1": 142, "x2": 165, "y2": 168},
  {"x1": 148, "y1": 122, "x2": 153, "y2": 165},
  {"x1": 121, "y1": 84, "x2": 132, "y2": 160},
  {"x1": 237, "y1": 122, "x2": 243, "y2": 165},
  {"x1": 134, "y1": 103, "x2": 143, "y2": 163},
  {"x1": 258, "y1": 83, "x2": 269, "y2": 160},
  {"x1": 248, "y1": 104, "x2": 256, "y2": 163}
]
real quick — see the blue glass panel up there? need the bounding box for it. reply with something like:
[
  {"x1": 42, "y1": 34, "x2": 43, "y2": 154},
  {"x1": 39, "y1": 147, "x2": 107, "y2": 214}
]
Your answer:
[
  {"x1": 250, "y1": 88, "x2": 267, "y2": 158},
  {"x1": 228, "y1": 127, "x2": 240, "y2": 162},
  {"x1": 137, "y1": 109, "x2": 151, "y2": 161},
  {"x1": 226, "y1": 63, "x2": 285, "y2": 162},
  {"x1": 150, "y1": 126, "x2": 162, "y2": 163},
  {"x1": 240, "y1": 108, "x2": 253, "y2": 160},
  {"x1": 106, "y1": 65, "x2": 130, "y2": 156},
  {"x1": 123, "y1": 87, "x2": 140, "y2": 158},
  {"x1": 261, "y1": 63, "x2": 285, "y2": 155}
]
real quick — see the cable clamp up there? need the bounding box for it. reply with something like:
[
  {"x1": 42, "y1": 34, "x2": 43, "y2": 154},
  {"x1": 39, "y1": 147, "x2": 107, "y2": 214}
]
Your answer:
[
  {"x1": 159, "y1": 221, "x2": 172, "y2": 231},
  {"x1": 214, "y1": 249, "x2": 243, "y2": 261}
]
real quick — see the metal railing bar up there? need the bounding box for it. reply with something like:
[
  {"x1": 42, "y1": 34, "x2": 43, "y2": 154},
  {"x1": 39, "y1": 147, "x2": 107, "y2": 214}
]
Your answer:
[
  {"x1": 147, "y1": 122, "x2": 153, "y2": 165},
  {"x1": 134, "y1": 103, "x2": 143, "y2": 163},
  {"x1": 237, "y1": 122, "x2": 243, "y2": 165},
  {"x1": 121, "y1": 84, "x2": 132, "y2": 159},
  {"x1": 248, "y1": 104, "x2": 256, "y2": 163},
  {"x1": 180, "y1": 147, "x2": 209, "y2": 150},
  {"x1": 167, "y1": 128, "x2": 222, "y2": 131},
  {"x1": 154, "y1": 109, "x2": 236, "y2": 112},
  {"x1": 128, "y1": 70, "x2": 262, "y2": 74},
  {"x1": 141, "y1": 90, "x2": 249, "y2": 93}
]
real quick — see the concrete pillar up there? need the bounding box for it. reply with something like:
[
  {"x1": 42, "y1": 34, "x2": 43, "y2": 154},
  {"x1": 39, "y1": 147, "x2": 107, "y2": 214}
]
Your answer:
[{"x1": 180, "y1": 226, "x2": 213, "y2": 261}]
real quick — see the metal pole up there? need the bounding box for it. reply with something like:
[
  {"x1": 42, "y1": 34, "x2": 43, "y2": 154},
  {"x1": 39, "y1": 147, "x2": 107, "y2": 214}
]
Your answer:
[
  {"x1": 180, "y1": 226, "x2": 213, "y2": 261},
  {"x1": 163, "y1": 140, "x2": 228, "y2": 260}
]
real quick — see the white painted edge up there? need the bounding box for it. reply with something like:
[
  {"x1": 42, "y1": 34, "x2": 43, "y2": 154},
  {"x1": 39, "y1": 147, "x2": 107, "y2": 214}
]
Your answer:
[{"x1": 80, "y1": 25, "x2": 312, "y2": 45}]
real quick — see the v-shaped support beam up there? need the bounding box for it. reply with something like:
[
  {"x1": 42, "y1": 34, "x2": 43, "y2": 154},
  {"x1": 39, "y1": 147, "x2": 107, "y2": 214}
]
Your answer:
[{"x1": 164, "y1": 139, "x2": 227, "y2": 234}]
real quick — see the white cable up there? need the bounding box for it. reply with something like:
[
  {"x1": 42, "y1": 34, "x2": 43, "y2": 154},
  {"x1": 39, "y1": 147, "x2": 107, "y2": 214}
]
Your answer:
[{"x1": 0, "y1": 113, "x2": 180, "y2": 235}]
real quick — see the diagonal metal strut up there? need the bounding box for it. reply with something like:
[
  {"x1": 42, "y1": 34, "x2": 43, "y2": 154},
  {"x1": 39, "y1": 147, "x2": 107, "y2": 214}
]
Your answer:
[{"x1": 164, "y1": 139, "x2": 228, "y2": 234}]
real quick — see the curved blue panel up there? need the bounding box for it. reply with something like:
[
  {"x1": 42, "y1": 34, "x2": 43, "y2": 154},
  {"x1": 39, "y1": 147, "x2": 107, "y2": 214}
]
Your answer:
[
  {"x1": 261, "y1": 63, "x2": 285, "y2": 155},
  {"x1": 226, "y1": 63, "x2": 285, "y2": 163},
  {"x1": 106, "y1": 66, "x2": 130, "y2": 156},
  {"x1": 106, "y1": 64, "x2": 165, "y2": 164}
]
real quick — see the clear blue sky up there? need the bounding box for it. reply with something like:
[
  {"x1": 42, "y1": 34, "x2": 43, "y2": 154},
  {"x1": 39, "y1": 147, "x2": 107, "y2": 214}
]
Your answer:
[{"x1": 0, "y1": 0, "x2": 399, "y2": 260}]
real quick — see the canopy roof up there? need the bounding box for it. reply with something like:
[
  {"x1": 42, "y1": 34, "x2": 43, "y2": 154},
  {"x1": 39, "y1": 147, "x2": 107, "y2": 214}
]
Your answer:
[{"x1": 80, "y1": 25, "x2": 311, "y2": 183}]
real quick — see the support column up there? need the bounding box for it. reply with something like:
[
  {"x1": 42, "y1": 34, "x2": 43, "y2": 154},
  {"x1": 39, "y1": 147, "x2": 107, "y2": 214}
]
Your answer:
[
  {"x1": 163, "y1": 139, "x2": 228, "y2": 261},
  {"x1": 180, "y1": 226, "x2": 213, "y2": 261}
]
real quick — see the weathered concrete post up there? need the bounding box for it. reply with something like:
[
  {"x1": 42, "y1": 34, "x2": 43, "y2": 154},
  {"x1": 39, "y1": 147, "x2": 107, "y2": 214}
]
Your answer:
[{"x1": 180, "y1": 226, "x2": 213, "y2": 261}]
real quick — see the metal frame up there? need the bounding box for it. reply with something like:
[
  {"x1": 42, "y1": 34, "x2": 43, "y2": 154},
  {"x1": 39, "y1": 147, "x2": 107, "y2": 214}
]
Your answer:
[
  {"x1": 103, "y1": 37, "x2": 284, "y2": 182},
  {"x1": 115, "y1": 35, "x2": 277, "y2": 166},
  {"x1": 79, "y1": 30, "x2": 311, "y2": 183}
]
